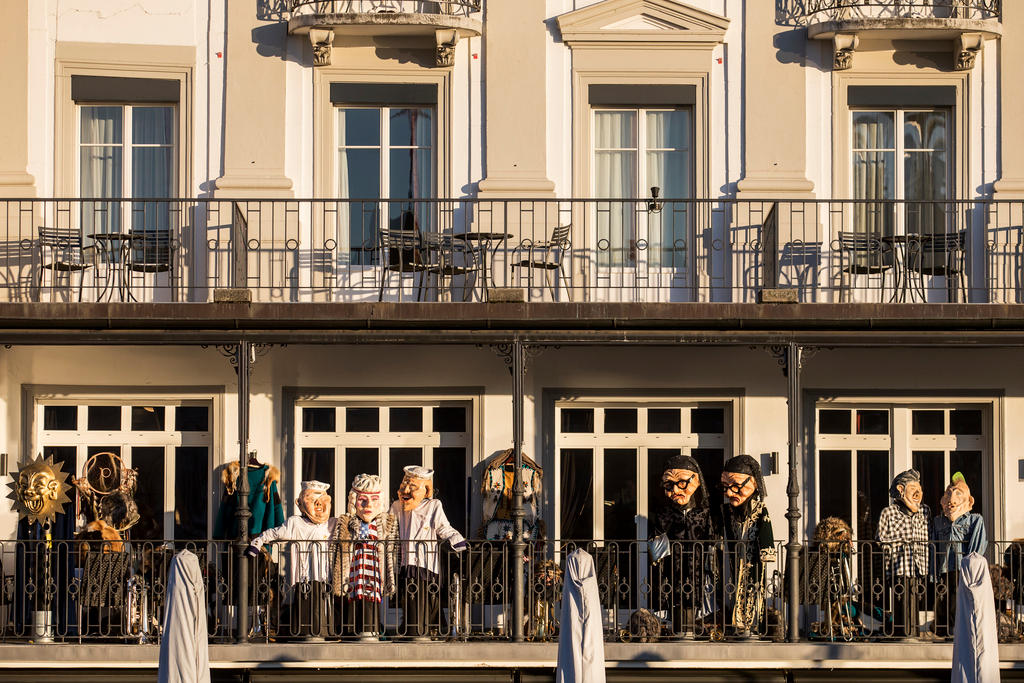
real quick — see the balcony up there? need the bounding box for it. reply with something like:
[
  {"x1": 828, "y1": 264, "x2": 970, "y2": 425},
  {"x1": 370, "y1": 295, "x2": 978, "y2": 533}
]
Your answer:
[
  {"x1": 286, "y1": 1, "x2": 482, "y2": 67},
  {"x1": 2, "y1": 198, "x2": 1023, "y2": 307}
]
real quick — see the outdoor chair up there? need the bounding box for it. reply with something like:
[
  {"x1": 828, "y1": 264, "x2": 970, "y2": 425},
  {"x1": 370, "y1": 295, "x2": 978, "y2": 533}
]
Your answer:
[
  {"x1": 907, "y1": 228, "x2": 967, "y2": 302},
  {"x1": 36, "y1": 226, "x2": 96, "y2": 302},
  {"x1": 511, "y1": 223, "x2": 572, "y2": 301},
  {"x1": 378, "y1": 226, "x2": 440, "y2": 301},
  {"x1": 836, "y1": 231, "x2": 892, "y2": 302},
  {"x1": 126, "y1": 229, "x2": 173, "y2": 301}
]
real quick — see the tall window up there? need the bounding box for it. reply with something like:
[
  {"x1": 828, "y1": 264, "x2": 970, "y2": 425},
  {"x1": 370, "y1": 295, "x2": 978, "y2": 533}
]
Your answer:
[
  {"x1": 851, "y1": 109, "x2": 949, "y2": 236},
  {"x1": 593, "y1": 108, "x2": 691, "y2": 267},
  {"x1": 79, "y1": 105, "x2": 176, "y2": 236},
  {"x1": 336, "y1": 106, "x2": 435, "y2": 264}
]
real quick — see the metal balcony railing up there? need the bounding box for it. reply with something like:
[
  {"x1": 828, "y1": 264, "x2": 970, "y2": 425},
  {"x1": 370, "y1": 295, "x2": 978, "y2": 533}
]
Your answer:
[
  {"x1": 2, "y1": 198, "x2": 1023, "y2": 304},
  {"x1": 794, "y1": 0, "x2": 1001, "y2": 22},
  {"x1": 2, "y1": 538, "x2": 1021, "y2": 643},
  {"x1": 288, "y1": 0, "x2": 481, "y2": 16}
]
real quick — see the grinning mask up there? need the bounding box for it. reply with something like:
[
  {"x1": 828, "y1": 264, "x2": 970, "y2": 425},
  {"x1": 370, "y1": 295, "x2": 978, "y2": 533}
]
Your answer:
[
  {"x1": 397, "y1": 465, "x2": 433, "y2": 512},
  {"x1": 348, "y1": 473, "x2": 385, "y2": 522},
  {"x1": 897, "y1": 480, "x2": 923, "y2": 514},
  {"x1": 940, "y1": 473, "x2": 973, "y2": 522},
  {"x1": 298, "y1": 481, "x2": 331, "y2": 524}
]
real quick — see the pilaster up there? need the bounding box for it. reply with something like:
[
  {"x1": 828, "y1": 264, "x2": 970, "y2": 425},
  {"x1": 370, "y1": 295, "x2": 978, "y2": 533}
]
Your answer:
[{"x1": 0, "y1": 0, "x2": 36, "y2": 197}]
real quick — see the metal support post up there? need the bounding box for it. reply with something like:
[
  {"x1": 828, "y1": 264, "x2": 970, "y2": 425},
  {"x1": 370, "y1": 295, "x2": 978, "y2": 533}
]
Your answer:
[
  {"x1": 235, "y1": 340, "x2": 253, "y2": 643},
  {"x1": 511, "y1": 339, "x2": 526, "y2": 642},
  {"x1": 785, "y1": 342, "x2": 802, "y2": 643}
]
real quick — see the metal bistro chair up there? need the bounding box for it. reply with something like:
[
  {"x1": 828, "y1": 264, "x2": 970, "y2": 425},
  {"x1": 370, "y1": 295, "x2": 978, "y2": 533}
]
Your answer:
[
  {"x1": 908, "y1": 228, "x2": 968, "y2": 302},
  {"x1": 36, "y1": 226, "x2": 96, "y2": 301},
  {"x1": 126, "y1": 230, "x2": 173, "y2": 301},
  {"x1": 836, "y1": 231, "x2": 893, "y2": 302},
  {"x1": 378, "y1": 226, "x2": 439, "y2": 301},
  {"x1": 511, "y1": 223, "x2": 572, "y2": 301}
]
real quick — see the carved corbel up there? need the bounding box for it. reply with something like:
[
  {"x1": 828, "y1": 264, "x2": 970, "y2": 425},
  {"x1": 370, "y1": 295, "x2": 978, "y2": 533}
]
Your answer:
[
  {"x1": 310, "y1": 29, "x2": 334, "y2": 67},
  {"x1": 435, "y1": 29, "x2": 459, "y2": 68},
  {"x1": 954, "y1": 33, "x2": 983, "y2": 71},
  {"x1": 832, "y1": 34, "x2": 859, "y2": 71}
]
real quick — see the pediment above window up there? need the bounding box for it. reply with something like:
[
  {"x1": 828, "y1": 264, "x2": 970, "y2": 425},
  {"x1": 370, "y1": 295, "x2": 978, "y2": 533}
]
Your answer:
[{"x1": 556, "y1": 0, "x2": 729, "y2": 47}]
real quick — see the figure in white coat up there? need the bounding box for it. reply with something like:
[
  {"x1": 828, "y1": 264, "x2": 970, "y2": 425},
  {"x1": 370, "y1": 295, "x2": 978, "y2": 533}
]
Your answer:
[
  {"x1": 556, "y1": 548, "x2": 606, "y2": 683},
  {"x1": 951, "y1": 553, "x2": 1000, "y2": 683},
  {"x1": 389, "y1": 465, "x2": 466, "y2": 637}
]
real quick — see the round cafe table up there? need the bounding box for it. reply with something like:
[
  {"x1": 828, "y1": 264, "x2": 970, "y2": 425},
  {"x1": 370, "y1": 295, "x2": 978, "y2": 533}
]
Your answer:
[
  {"x1": 453, "y1": 231, "x2": 514, "y2": 300},
  {"x1": 88, "y1": 232, "x2": 137, "y2": 301}
]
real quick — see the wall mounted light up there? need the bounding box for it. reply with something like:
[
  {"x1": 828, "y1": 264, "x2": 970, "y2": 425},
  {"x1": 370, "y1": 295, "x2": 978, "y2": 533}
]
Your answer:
[{"x1": 648, "y1": 186, "x2": 663, "y2": 214}]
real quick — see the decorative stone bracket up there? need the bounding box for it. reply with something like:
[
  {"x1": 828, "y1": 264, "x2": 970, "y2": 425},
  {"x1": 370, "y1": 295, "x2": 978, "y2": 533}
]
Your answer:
[
  {"x1": 310, "y1": 29, "x2": 334, "y2": 67},
  {"x1": 832, "y1": 33, "x2": 859, "y2": 71},
  {"x1": 955, "y1": 32, "x2": 983, "y2": 71},
  {"x1": 435, "y1": 29, "x2": 458, "y2": 67}
]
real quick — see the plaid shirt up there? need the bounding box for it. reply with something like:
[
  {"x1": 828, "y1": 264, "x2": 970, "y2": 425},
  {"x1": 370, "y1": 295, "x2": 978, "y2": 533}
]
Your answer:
[{"x1": 877, "y1": 502, "x2": 930, "y2": 578}]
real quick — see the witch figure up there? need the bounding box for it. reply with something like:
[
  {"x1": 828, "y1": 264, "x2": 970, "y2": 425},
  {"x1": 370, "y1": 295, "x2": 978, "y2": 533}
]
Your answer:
[
  {"x1": 649, "y1": 454, "x2": 717, "y2": 638},
  {"x1": 719, "y1": 454, "x2": 775, "y2": 638}
]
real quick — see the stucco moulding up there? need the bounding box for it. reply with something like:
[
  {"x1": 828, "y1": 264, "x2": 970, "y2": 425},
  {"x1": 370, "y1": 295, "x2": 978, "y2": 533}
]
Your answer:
[
  {"x1": 556, "y1": 0, "x2": 729, "y2": 47},
  {"x1": 806, "y1": 17, "x2": 1000, "y2": 41},
  {"x1": 287, "y1": 11, "x2": 481, "y2": 39}
]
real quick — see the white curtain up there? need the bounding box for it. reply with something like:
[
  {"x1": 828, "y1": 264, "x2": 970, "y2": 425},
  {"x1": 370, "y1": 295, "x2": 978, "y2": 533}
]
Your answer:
[
  {"x1": 131, "y1": 107, "x2": 174, "y2": 234},
  {"x1": 852, "y1": 112, "x2": 895, "y2": 237},
  {"x1": 645, "y1": 110, "x2": 690, "y2": 267},
  {"x1": 594, "y1": 111, "x2": 635, "y2": 266},
  {"x1": 80, "y1": 106, "x2": 123, "y2": 235},
  {"x1": 903, "y1": 111, "x2": 948, "y2": 237}
]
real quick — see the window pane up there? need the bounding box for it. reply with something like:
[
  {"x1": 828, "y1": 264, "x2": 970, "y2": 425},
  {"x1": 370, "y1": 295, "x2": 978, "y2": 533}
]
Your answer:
[
  {"x1": 81, "y1": 106, "x2": 123, "y2": 144},
  {"x1": 818, "y1": 409, "x2": 851, "y2": 434},
  {"x1": 80, "y1": 146, "x2": 123, "y2": 199},
  {"x1": 302, "y1": 447, "x2": 334, "y2": 492},
  {"x1": 132, "y1": 147, "x2": 174, "y2": 199},
  {"x1": 432, "y1": 406, "x2": 466, "y2": 433},
  {"x1": 131, "y1": 406, "x2": 166, "y2": 431},
  {"x1": 604, "y1": 448, "x2": 637, "y2": 540},
  {"x1": 913, "y1": 450, "x2": 945, "y2": 517},
  {"x1": 691, "y1": 408, "x2": 725, "y2": 434},
  {"x1": 302, "y1": 407, "x2": 336, "y2": 433},
  {"x1": 175, "y1": 406, "x2": 209, "y2": 432},
  {"x1": 904, "y1": 151, "x2": 947, "y2": 203},
  {"x1": 560, "y1": 448, "x2": 593, "y2": 540},
  {"x1": 434, "y1": 446, "x2": 467, "y2": 535},
  {"x1": 595, "y1": 110, "x2": 636, "y2": 148},
  {"x1": 604, "y1": 408, "x2": 638, "y2": 433},
  {"x1": 647, "y1": 409, "x2": 681, "y2": 433},
  {"x1": 852, "y1": 151, "x2": 895, "y2": 201},
  {"x1": 646, "y1": 110, "x2": 689, "y2": 150},
  {"x1": 346, "y1": 447, "x2": 378, "y2": 494},
  {"x1": 911, "y1": 410, "x2": 944, "y2": 435},
  {"x1": 389, "y1": 447, "x2": 422, "y2": 500},
  {"x1": 561, "y1": 408, "x2": 594, "y2": 433},
  {"x1": 132, "y1": 446, "x2": 164, "y2": 540},
  {"x1": 692, "y1": 448, "x2": 725, "y2": 511},
  {"x1": 390, "y1": 407, "x2": 422, "y2": 432},
  {"x1": 175, "y1": 446, "x2": 208, "y2": 540},
  {"x1": 950, "y1": 409, "x2": 983, "y2": 435},
  {"x1": 338, "y1": 108, "x2": 380, "y2": 147},
  {"x1": 389, "y1": 108, "x2": 432, "y2": 147},
  {"x1": 346, "y1": 407, "x2": 379, "y2": 432},
  {"x1": 950, "y1": 450, "x2": 983, "y2": 517},
  {"x1": 647, "y1": 448, "x2": 681, "y2": 524},
  {"x1": 856, "y1": 410, "x2": 889, "y2": 435},
  {"x1": 819, "y1": 450, "x2": 852, "y2": 526},
  {"x1": 132, "y1": 106, "x2": 174, "y2": 145},
  {"x1": 853, "y1": 111, "x2": 894, "y2": 149},
  {"x1": 340, "y1": 148, "x2": 380, "y2": 199},
  {"x1": 856, "y1": 450, "x2": 889, "y2": 540},
  {"x1": 87, "y1": 406, "x2": 121, "y2": 431},
  {"x1": 43, "y1": 406, "x2": 77, "y2": 431},
  {"x1": 904, "y1": 111, "x2": 946, "y2": 151},
  {"x1": 389, "y1": 148, "x2": 432, "y2": 200}
]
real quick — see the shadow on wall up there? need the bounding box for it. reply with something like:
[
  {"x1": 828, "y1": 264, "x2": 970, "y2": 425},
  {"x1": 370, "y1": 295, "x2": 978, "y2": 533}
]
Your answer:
[
  {"x1": 258, "y1": 0, "x2": 291, "y2": 22},
  {"x1": 776, "y1": 0, "x2": 815, "y2": 26}
]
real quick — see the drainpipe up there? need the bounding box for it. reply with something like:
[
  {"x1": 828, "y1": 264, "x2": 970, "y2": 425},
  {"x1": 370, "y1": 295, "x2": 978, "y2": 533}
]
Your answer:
[
  {"x1": 511, "y1": 339, "x2": 526, "y2": 642},
  {"x1": 235, "y1": 340, "x2": 252, "y2": 643},
  {"x1": 785, "y1": 342, "x2": 802, "y2": 642}
]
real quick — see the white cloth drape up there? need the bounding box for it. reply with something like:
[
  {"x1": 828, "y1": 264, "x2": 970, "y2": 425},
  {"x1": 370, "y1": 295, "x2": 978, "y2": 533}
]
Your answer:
[
  {"x1": 951, "y1": 552, "x2": 1000, "y2": 683},
  {"x1": 158, "y1": 550, "x2": 210, "y2": 683},
  {"x1": 556, "y1": 549, "x2": 606, "y2": 683},
  {"x1": 80, "y1": 106, "x2": 123, "y2": 235}
]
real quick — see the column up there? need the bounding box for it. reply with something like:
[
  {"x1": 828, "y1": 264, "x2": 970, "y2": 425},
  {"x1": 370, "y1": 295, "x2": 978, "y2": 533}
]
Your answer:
[
  {"x1": 0, "y1": 0, "x2": 36, "y2": 197},
  {"x1": 994, "y1": 4, "x2": 1024, "y2": 197}
]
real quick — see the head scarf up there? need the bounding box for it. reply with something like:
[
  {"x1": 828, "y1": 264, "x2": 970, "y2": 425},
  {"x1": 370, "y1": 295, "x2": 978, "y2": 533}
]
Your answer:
[
  {"x1": 661, "y1": 454, "x2": 709, "y2": 511},
  {"x1": 722, "y1": 454, "x2": 766, "y2": 501},
  {"x1": 889, "y1": 468, "x2": 920, "y2": 501}
]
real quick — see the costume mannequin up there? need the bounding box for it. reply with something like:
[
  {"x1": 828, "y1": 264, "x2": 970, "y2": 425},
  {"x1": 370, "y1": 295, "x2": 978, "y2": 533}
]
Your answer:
[
  {"x1": 877, "y1": 469, "x2": 929, "y2": 639},
  {"x1": 214, "y1": 458, "x2": 283, "y2": 539},
  {"x1": 389, "y1": 465, "x2": 467, "y2": 638},
  {"x1": 931, "y1": 473, "x2": 987, "y2": 638},
  {"x1": 649, "y1": 454, "x2": 717, "y2": 637},
  {"x1": 329, "y1": 474, "x2": 397, "y2": 639},
  {"x1": 804, "y1": 517, "x2": 863, "y2": 640},
  {"x1": 719, "y1": 454, "x2": 774, "y2": 637},
  {"x1": 480, "y1": 449, "x2": 543, "y2": 540},
  {"x1": 248, "y1": 480, "x2": 335, "y2": 638}
]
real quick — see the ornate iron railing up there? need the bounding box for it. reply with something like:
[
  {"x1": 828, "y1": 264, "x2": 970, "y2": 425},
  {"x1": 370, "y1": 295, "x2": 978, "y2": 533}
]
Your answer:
[
  {"x1": 288, "y1": 0, "x2": 481, "y2": 16},
  {"x1": 2, "y1": 198, "x2": 1023, "y2": 304},
  {"x1": 794, "y1": 0, "x2": 1001, "y2": 22},
  {"x1": 1, "y1": 538, "x2": 1021, "y2": 643}
]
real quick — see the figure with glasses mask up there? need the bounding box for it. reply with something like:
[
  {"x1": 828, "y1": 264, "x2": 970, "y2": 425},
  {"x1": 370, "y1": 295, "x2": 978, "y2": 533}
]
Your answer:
[{"x1": 718, "y1": 455, "x2": 775, "y2": 638}]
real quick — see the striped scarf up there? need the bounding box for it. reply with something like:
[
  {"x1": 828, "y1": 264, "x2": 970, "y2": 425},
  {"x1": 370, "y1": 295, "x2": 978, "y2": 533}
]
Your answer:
[{"x1": 347, "y1": 521, "x2": 382, "y2": 602}]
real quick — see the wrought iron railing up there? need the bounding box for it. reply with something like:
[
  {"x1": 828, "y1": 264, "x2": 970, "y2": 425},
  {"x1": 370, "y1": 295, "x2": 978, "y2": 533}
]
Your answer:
[
  {"x1": 288, "y1": 0, "x2": 481, "y2": 16},
  {"x1": 2, "y1": 538, "x2": 1022, "y2": 644},
  {"x1": 793, "y1": 0, "x2": 1001, "y2": 22},
  {"x1": 2, "y1": 198, "x2": 1023, "y2": 304}
]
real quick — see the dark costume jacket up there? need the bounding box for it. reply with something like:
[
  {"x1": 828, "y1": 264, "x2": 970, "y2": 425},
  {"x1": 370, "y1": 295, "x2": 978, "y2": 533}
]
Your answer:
[{"x1": 721, "y1": 497, "x2": 775, "y2": 631}]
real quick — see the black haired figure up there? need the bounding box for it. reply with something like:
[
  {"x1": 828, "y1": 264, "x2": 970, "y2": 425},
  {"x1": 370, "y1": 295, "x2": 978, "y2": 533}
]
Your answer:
[
  {"x1": 876, "y1": 468, "x2": 930, "y2": 639},
  {"x1": 719, "y1": 454, "x2": 775, "y2": 637},
  {"x1": 649, "y1": 455, "x2": 719, "y2": 637}
]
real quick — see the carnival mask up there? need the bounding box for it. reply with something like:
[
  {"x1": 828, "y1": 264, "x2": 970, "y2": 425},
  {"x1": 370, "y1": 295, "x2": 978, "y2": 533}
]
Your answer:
[
  {"x1": 897, "y1": 480, "x2": 923, "y2": 514},
  {"x1": 940, "y1": 477, "x2": 973, "y2": 521},
  {"x1": 353, "y1": 490, "x2": 384, "y2": 522},
  {"x1": 298, "y1": 489, "x2": 332, "y2": 524},
  {"x1": 398, "y1": 474, "x2": 430, "y2": 512},
  {"x1": 6, "y1": 455, "x2": 73, "y2": 526},
  {"x1": 721, "y1": 471, "x2": 756, "y2": 507},
  {"x1": 662, "y1": 468, "x2": 700, "y2": 507}
]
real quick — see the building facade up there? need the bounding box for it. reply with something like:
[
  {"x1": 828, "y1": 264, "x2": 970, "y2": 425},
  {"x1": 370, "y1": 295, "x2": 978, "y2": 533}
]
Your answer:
[{"x1": 0, "y1": 0, "x2": 1023, "y2": 681}]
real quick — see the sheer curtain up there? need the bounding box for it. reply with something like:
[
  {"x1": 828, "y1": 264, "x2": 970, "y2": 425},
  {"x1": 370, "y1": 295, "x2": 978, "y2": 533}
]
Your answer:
[
  {"x1": 80, "y1": 106, "x2": 123, "y2": 235},
  {"x1": 852, "y1": 111, "x2": 895, "y2": 237},
  {"x1": 131, "y1": 107, "x2": 174, "y2": 237},
  {"x1": 337, "y1": 108, "x2": 382, "y2": 265},
  {"x1": 903, "y1": 111, "x2": 948, "y2": 237},
  {"x1": 645, "y1": 110, "x2": 690, "y2": 268},
  {"x1": 594, "y1": 111, "x2": 635, "y2": 266}
]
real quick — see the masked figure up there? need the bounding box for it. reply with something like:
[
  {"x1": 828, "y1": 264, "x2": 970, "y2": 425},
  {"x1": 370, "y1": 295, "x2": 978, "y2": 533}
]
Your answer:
[
  {"x1": 876, "y1": 468, "x2": 930, "y2": 639},
  {"x1": 719, "y1": 454, "x2": 774, "y2": 636},
  {"x1": 649, "y1": 454, "x2": 717, "y2": 637},
  {"x1": 931, "y1": 472, "x2": 987, "y2": 638},
  {"x1": 803, "y1": 517, "x2": 865, "y2": 641},
  {"x1": 389, "y1": 465, "x2": 467, "y2": 638},
  {"x1": 329, "y1": 474, "x2": 397, "y2": 639},
  {"x1": 248, "y1": 480, "x2": 335, "y2": 638}
]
